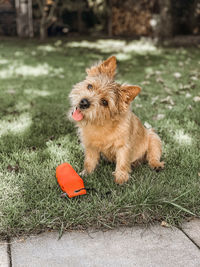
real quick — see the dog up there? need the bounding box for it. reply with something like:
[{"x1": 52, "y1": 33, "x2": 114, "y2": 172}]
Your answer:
[{"x1": 69, "y1": 56, "x2": 164, "y2": 184}]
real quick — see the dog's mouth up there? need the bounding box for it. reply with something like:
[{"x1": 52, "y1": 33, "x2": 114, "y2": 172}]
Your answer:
[{"x1": 72, "y1": 107, "x2": 84, "y2": 121}]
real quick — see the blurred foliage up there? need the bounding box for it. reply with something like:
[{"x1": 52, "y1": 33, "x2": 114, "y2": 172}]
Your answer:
[
  {"x1": 172, "y1": 0, "x2": 200, "y2": 35},
  {"x1": 31, "y1": 0, "x2": 200, "y2": 37},
  {"x1": 0, "y1": 0, "x2": 200, "y2": 37},
  {"x1": 0, "y1": 0, "x2": 16, "y2": 36},
  {"x1": 111, "y1": 0, "x2": 158, "y2": 36},
  {"x1": 32, "y1": 0, "x2": 107, "y2": 36}
]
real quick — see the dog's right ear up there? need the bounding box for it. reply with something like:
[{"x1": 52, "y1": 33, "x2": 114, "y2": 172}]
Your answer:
[{"x1": 86, "y1": 56, "x2": 117, "y2": 79}]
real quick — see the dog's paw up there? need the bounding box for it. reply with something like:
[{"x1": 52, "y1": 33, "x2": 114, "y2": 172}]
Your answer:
[
  {"x1": 113, "y1": 171, "x2": 129, "y2": 185},
  {"x1": 150, "y1": 161, "x2": 165, "y2": 172},
  {"x1": 80, "y1": 169, "x2": 88, "y2": 177}
]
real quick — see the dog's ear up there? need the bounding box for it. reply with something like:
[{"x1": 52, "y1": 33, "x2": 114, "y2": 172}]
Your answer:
[
  {"x1": 86, "y1": 56, "x2": 117, "y2": 78},
  {"x1": 99, "y1": 56, "x2": 117, "y2": 78},
  {"x1": 120, "y1": 85, "x2": 141, "y2": 104}
]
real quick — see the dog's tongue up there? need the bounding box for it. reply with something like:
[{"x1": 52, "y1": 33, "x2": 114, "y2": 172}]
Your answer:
[{"x1": 72, "y1": 108, "x2": 83, "y2": 121}]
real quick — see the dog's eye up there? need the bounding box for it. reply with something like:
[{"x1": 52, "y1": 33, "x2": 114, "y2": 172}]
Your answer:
[
  {"x1": 87, "y1": 84, "x2": 93, "y2": 90},
  {"x1": 100, "y1": 99, "x2": 108, "y2": 107}
]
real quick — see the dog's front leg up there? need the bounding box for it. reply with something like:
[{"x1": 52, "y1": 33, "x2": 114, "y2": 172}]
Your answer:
[
  {"x1": 82, "y1": 146, "x2": 100, "y2": 176},
  {"x1": 114, "y1": 147, "x2": 131, "y2": 184}
]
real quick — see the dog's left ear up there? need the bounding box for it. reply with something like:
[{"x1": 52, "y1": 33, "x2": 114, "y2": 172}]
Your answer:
[
  {"x1": 86, "y1": 56, "x2": 116, "y2": 78},
  {"x1": 120, "y1": 85, "x2": 141, "y2": 104}
]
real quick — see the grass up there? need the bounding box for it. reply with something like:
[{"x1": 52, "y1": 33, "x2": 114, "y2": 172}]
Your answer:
[{"x1": 0, "y1": 37, "x2": 199, "y2": 239}]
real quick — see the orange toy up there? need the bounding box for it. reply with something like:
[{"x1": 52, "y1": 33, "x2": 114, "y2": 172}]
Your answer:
[{"x1": 56, "y1": 163, "x2": 86, "y2": 198}]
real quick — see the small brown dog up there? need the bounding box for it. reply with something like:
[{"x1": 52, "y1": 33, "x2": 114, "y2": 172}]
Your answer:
[{"x1": 69, "y1": 56, "x2": 164, "y2": 184}]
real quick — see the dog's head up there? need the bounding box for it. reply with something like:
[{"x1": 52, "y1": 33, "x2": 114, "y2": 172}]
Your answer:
[{"x1": 69, "y1": 56, "x2": 141, "y2": 125}]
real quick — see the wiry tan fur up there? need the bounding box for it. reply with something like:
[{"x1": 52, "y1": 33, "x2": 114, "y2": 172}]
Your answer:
[{"x1": 69, "y1": 56, "x2": 164, "y2": 184}]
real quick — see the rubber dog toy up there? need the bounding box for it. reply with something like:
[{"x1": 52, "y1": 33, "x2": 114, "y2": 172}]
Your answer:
[{"x1": 56, "y1": 163, "x2": 86, "y2": 198}]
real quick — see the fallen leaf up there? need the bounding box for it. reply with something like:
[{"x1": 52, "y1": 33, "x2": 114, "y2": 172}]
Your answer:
[
  {"x1": 179, "y1": 83, "x2": 191, "y2": 90},
  {"x1": 179, "y1": 83, "x2": 183, "y2": 89},
  {"x1": 185, "y1": 93, "x2": 192, "y2": 98},
  {"x1": 167, "y1": 105, "x2": 173, "y2": 110},
  {"x1": 183, "y1": 84, "x2": 191, "y2": 90},
  {"x1": 155, "y1": 70, "x2": 162, "y2": 75},
  {"x1": 151, "y1": 96, "x2": 159, "y2": 105},
  {"x1": 145, "y1": 73, "x2": 154, "y2": 79},
  {"x1": 156, "y1": 77, "x2": 164, "y2": 84},
  {"x1": 164, "y1": 87, "x2": 172, "y2": 94},
  {"x1": 144, "y1": 122, "x2": 152, "y2": 129},
  {"x1": 153, "y1": 114, "x2": 165, "y2": 120},
  {"x1": 161, "y1": 221, "x2": 170, "y2": 228},
  {"x1": 190, "y1": 76, "x2": 198, "y2": 81},
  {"x1": 193, "y1": 96, "x2": 200, "y2": 102},
  {"x1": 173, "y1": 72, "x2": 182, "y2": 79},
  {"x1": 141, "y1": 81, "x2": 150, "y2": 85},
  {"x1": 135, "y1": 104, "x2": 142, "y2": 108},
  {"x1": 160, "y1": 96, "x2": 175, "y2": 105}
]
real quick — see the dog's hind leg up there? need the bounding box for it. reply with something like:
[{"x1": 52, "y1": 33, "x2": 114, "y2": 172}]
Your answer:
[{"x1": 147, "y1": 129, "x2": 164, "y2": 171}]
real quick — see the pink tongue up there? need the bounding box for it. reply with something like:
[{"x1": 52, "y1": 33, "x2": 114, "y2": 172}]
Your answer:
[{"x1": 72, "y1": 109, "x2": 83, "y2": 121}]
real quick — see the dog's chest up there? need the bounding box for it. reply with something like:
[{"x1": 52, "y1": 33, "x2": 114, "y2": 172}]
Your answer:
[{"x1": 81, "y1": 124, "x2": 124, "y2": 151}]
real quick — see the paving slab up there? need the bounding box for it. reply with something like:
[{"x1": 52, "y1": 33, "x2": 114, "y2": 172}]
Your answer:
[
  {"x1": 0, "y1": 243, "x2": 9, "y2": 267},
  {"x1": 182, "y1": 219, "x2": 200, "y2": 247},
  {"x1": 11, "y1": 226, "x2": 200, "y2": 267}
]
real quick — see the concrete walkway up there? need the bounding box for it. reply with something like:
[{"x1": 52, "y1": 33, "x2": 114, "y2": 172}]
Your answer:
[{"x1": 1, "y1": 219, "x2": 200, "y2": 267}]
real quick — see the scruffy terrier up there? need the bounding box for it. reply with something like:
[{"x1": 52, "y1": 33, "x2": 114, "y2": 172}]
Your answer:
[{"x1": 69, "y1": 56, "x2": 164, "y2": 184}]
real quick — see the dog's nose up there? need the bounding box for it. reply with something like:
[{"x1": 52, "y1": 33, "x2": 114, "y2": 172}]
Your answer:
[{"x1": 79, "y1": 98, "x2": 90, "y2": 109}]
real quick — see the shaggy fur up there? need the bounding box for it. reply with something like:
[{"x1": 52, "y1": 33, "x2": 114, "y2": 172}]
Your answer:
[{"x1": 69, "y1": 56, "x2": 164, "y2": 184}]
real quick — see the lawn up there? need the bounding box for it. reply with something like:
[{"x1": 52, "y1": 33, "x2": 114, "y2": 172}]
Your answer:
[{"x1": 0, "y1": 38, "x2": 199, "y2": 239}]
